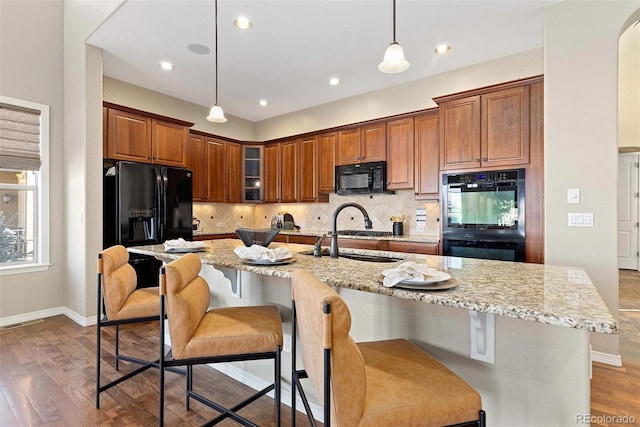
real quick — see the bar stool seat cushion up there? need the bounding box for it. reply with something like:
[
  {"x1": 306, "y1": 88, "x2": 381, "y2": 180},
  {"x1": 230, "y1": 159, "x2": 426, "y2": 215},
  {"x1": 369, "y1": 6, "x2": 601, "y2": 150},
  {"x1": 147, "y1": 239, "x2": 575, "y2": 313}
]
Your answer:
[{"x1": 357, "y1": 339, "x2": 482, "y2": 427}]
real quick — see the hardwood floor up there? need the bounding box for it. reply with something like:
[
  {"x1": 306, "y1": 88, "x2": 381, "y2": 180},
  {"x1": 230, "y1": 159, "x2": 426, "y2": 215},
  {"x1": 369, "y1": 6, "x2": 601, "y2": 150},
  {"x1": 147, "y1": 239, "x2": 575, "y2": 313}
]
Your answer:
[
  {"x1": 591, "y1": 269, "x2": 640, "y2": 427},
  {"x1": 1, "y1": 270, "x2": 638, "y2": 426}
]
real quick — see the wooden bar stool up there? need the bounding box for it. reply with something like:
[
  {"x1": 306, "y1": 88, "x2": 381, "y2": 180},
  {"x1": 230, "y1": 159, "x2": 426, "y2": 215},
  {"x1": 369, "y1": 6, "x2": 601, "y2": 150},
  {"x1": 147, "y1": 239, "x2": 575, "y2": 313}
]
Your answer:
[
  {"x1": 290, "y1": 269, "x2": 486, "y2": 427},
  {"x1": 158, "y1": 253, "x2": 283, "y2": 426}
]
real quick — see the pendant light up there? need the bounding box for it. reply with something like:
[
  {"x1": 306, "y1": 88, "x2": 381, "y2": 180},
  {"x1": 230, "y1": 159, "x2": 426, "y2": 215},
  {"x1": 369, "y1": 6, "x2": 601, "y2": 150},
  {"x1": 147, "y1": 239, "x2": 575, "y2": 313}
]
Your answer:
[
  {"x1": 207, "y1": 0, "x2": 227, "y2": 122},
  {"x1": 378, "y1": 0, "x2": 409, "y2": 73}
]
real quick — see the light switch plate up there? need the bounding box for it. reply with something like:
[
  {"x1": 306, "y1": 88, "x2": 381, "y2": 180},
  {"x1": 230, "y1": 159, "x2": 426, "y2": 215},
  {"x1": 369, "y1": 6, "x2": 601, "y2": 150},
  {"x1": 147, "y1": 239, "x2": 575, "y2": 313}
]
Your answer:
[
  {"x1": 567, "y1": 188, "x2": 580, "y2": 204},
  {"x1": 568, "y1": 213, "x2": 594, "y2": 227}
]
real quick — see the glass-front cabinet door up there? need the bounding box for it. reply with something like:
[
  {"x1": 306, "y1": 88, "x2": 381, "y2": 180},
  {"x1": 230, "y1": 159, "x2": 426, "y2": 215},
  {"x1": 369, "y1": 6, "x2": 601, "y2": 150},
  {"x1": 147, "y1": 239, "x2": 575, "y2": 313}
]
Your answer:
[{"x1": 243, "y1": 145, "x2": 263, "y2": 202}]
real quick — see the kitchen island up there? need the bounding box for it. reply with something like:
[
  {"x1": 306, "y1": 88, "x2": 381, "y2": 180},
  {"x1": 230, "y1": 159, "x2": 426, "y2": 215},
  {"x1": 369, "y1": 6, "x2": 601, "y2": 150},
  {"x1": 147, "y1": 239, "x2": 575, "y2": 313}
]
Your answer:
[{"x1": 130, "y1": 239, "x2": 617, "y2": 426}]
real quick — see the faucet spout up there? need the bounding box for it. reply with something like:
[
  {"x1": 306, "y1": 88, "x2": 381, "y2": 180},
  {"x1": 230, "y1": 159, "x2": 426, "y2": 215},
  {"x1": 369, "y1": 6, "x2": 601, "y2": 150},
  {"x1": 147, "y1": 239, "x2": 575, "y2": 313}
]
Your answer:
[{"x1": 330, "y1": 202, "x2": 373, "y2": 258}]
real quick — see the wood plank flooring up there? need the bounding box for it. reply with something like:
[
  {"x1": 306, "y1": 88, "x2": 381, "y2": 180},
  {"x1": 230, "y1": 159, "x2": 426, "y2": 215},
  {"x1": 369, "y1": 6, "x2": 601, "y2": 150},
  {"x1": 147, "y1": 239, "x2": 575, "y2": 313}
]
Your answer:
[
  {"x1": 0, "y1": 269, "x2": 638, "y2": 426},
  {"x1": 591, "y1": 269, "x2": 640, "y2": 427}
]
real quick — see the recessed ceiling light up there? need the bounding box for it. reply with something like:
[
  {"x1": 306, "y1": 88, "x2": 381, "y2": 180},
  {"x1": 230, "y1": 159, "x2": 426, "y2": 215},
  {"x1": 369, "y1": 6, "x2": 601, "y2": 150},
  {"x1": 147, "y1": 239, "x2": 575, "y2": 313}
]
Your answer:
[
  {"x1": 329, "y1": 77, "x2": 340, "y2": 86},
  {"x1": 234, "y1": 16, "x2": 252, "y2": 30},
  {"x1": 187, "y1": 43, "x2": 211, "y2": 55},
  {"x1": 435, "y1": 44, "x2": 451, "y2": 54},
  {"x1": 159, "y1": 61, "x2": 174, "y2": 70},
  {"x1": 258, "y1": 99, "x2": 268, "y2": 107}
]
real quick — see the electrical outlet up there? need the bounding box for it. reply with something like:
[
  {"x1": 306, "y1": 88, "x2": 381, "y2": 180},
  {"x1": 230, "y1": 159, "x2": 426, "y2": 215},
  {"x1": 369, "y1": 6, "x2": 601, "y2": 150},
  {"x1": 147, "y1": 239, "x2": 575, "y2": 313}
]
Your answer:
[{"x1": 283, "y1": 333, "x2": 292, "y2": 353}]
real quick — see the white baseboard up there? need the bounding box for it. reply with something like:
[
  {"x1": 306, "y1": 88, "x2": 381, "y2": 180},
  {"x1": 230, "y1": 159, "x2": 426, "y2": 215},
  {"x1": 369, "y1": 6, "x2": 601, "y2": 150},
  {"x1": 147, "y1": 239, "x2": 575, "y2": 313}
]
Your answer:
[
  {"x1": 210, "y1": 362, "x2": 324, "y2": 424},
  {"x1": 0, "y1": 306, "x2": 95, "y2": 328},
  {"x1": 591, "y1": 349, "x2": 622, "y2": 367},
  {"x1": 0, "y1": 307, "x2": 66, "y2": 327}
]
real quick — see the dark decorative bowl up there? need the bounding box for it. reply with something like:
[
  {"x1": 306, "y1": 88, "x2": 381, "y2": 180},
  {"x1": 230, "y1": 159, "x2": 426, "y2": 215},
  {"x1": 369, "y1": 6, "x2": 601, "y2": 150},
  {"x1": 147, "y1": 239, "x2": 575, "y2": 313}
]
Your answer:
[{"x1": 235, "y1": 228, "x2": 280, "y2": 247}]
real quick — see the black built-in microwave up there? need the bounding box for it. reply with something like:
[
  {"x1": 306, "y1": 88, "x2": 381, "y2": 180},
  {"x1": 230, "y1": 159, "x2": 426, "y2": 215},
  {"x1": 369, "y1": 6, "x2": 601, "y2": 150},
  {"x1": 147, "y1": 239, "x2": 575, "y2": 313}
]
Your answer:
[{"x1": 335, "y1": 161, "x2": 393, "y2": 195}]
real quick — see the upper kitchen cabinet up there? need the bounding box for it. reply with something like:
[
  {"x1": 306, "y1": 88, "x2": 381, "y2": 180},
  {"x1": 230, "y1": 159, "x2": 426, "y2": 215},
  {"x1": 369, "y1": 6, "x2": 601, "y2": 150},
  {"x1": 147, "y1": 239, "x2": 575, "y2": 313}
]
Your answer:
[
  {"x1": 263, "y1": 142, "x2": 282, "y2": 203},
  {"x1": 188, "y1": 133, "x2": 207, "y2": 201},
  {"x1": 337, "y1": 123, "x2": 386, "y2": 165},
  {"x1": 280, "y1": 139, "x2": 299, "y2": 203},
  {"x1": 435, "y1": 82, "x2": 531, "y2": 170},
  {"x1": 318, "y1": 132, "x2": 337, "y2": 194},
  {"x1": 299, "y1": 136, "x2": 318, "y2": 202},
  {"x1": 104, "y1": 104, "x2": 192, "y2": 167},
  {"x1": 204, "y1": 137, "x2": 226, "y2": 203},
  {"x1": 243, "y1": 145, "x2": 263, "y2": 203},
  {"x1": 386, "y1": 117, "x2": 414, "y2": 190},
  {"x1": 414, "y1": 110, "x2": 440, "y2": 199},
  {"x1": 226, "y1": 141, "x2": 243, "y2": 203}
]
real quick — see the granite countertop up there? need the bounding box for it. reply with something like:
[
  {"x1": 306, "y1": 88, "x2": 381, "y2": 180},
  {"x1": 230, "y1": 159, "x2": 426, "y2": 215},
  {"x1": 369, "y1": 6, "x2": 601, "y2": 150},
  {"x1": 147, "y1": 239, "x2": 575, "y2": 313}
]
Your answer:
[
  {"x1": 129, "y1": 239, "x2": 617, "y2": 334},
  {"x1": 193, "y1": 228, "x2": 440, "y2": 244}
]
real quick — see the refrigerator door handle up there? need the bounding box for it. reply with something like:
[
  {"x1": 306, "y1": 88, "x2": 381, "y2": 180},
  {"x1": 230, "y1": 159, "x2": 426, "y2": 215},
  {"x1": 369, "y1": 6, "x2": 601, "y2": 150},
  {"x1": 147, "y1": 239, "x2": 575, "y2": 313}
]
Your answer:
[{"x1": 155, "y1": 167, "x2": 165, "y2": 242}]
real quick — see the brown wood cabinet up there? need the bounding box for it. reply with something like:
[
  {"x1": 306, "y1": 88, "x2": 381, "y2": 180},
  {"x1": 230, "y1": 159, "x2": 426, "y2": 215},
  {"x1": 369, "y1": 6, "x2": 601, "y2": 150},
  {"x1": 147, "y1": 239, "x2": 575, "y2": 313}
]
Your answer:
[
  {"x1": 437, "y1": 85, "x2": 530, "y2": 170},
  {"x1": 205, "y1": 137, "x2": 226, "y2": 203},
  {"x1": 318, "y1": 132, "x2": 337, "y2": 194},
  {"x1": 105, "y1": 107, "x2": 189, "y2": 167},
  {"x1": 414, "y1": 111, "x2": 440, "y2": 199},
  {"x1": 299, "y1": 136, "x2": 318, "y2": 202},
  {"x1": 386, "y1": 118, "x2": 414, "y2": 190},
  {"x1": 226, "y1": 141, "x2": 242, "y2": 203},
  {"x1": 281, "y1": 139, "x2": 299, "y2": 203},
  {"x1": 188, "y1": 133, "x2": 207, "y2": 201},
  {"x1": 263, "y1": 143, "x2": 282, "y2": 203},
  {"x1": 337, "y1": 123, "x2": 386, "y2": 165}
]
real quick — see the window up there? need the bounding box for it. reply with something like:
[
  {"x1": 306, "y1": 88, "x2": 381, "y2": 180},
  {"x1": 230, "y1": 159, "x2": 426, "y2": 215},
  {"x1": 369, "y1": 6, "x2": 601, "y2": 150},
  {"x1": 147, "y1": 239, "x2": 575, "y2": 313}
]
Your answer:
[{"x1": 0, "y1": 96, "x2": 49, "y2": 274}]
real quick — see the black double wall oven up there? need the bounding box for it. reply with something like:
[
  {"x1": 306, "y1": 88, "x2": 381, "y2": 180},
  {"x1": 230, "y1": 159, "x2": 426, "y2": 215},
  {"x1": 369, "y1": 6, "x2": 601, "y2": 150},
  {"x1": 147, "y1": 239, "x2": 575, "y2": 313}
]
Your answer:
[{"x1": 442, "y1": 169, "x2": 525, "y2": 262}]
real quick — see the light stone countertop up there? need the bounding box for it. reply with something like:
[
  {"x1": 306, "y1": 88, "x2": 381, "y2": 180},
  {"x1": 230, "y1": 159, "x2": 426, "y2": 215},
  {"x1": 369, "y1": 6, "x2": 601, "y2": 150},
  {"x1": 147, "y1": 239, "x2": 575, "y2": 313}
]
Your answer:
[{"x1": 129, "y1": 239, "x2": 617, "y2": 335}]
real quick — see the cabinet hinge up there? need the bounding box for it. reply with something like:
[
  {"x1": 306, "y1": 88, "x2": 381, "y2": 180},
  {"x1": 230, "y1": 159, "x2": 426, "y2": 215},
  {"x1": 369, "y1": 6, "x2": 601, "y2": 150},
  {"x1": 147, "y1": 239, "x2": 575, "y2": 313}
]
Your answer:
[
  {"x1": 635, "y1": 192, "x2": 640, "y2": 198},
  {"x1": 635, "y1": 162, "x2": 640, "y2": 168}
]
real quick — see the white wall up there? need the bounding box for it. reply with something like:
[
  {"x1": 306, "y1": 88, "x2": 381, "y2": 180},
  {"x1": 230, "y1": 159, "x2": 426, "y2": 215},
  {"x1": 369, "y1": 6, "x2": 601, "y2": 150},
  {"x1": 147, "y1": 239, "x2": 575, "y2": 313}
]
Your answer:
[
  {"x1": 0, "y1": 0, "x2": 65, "y2": 319},
  {"x1": 544, "y1": 1, "x2": 639, "y2": 357}
]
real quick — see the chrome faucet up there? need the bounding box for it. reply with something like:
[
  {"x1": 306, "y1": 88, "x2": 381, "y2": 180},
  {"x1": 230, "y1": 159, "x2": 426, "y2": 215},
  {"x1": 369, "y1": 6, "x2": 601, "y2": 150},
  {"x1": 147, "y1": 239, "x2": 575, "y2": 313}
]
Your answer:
[{"x1": 330, "y1": 202, "x2": 373, "y2": 258}]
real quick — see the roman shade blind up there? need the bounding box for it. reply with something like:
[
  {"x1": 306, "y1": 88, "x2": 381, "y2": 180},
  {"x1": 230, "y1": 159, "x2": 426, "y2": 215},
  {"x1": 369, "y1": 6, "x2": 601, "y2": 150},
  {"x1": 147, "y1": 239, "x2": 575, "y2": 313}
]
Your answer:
[{"x1": 0, "y1": 104, "x2": 41, "y2": 171}]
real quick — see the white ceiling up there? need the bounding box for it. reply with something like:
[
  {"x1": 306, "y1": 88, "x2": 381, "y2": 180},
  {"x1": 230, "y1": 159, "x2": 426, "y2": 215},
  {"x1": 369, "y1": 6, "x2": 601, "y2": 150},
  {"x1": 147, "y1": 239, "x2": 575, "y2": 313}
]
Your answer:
[{"x1": 87, "y1": 0, "x2": 557, "y2": 122}]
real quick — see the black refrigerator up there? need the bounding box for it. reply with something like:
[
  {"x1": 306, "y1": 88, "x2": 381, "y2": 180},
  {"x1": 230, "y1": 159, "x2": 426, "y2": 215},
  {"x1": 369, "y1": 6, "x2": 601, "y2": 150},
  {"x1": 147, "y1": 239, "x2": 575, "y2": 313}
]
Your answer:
[{"x1": 103, "y1": 161, "x2": 193, "y2": 287}]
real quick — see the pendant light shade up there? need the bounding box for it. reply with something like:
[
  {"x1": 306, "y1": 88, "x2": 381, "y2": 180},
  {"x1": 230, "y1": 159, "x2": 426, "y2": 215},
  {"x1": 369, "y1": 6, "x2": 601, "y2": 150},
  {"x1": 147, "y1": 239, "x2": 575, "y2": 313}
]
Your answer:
[
  {"x1": 207, "y1": 0, "x2": 227, "y2": 123},
  {"x1": 378, "y1": 42, "x2": 409, "y2": 73},
  {"x1": 378, "y1": 0, "x2": 409, "y2": 73},
  {"x1": 207, "y1": 104, "x2": 227, "y2": 123}
]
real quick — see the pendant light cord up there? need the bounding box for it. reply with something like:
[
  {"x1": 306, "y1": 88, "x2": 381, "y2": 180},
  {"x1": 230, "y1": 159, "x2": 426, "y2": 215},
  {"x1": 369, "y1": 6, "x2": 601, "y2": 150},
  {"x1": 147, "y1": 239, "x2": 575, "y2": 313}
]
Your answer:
[
  {"x1": 214, "y1": 0, "x2": 219, "y2": 105},
  {"x1": 392, "y1": 0, "x2": 397, "y2": 43}
]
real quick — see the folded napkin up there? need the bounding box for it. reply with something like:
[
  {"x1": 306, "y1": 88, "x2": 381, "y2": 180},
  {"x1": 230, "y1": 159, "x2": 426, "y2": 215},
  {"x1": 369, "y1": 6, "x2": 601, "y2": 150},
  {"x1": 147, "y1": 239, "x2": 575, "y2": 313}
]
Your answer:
[
  {"x1": 163, "y1": 238, "x2": 206, "y2": 251},
  {"x1": 234, "y1": 244, "x2": 291, "y2": 262},
  {"x1": 382, "y1": 261, "x2": 433, "y2": 287}
]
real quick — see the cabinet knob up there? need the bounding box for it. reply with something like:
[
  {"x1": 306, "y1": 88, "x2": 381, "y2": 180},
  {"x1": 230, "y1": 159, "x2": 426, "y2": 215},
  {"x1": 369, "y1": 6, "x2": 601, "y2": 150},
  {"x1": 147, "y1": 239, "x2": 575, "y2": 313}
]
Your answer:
[
  {"x1": 482, "y1": 157, "x2": 487, "y2": 162},
  {"x1": 474, "y1": 158, "x2": 480, "y2": 162}
]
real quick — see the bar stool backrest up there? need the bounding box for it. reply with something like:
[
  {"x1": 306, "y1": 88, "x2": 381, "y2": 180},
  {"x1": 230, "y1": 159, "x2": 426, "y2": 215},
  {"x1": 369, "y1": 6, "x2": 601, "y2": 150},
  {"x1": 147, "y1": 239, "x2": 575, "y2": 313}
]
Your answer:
[
  {"x1": 160, "y1": 253, "x2": 211, "y2": 360},
  {"x1": 292, "y1": 270, "x2": 366, "y2": 426},
  {"x1": 100, "y1": 245, "x2": 137, "y2": 320}
]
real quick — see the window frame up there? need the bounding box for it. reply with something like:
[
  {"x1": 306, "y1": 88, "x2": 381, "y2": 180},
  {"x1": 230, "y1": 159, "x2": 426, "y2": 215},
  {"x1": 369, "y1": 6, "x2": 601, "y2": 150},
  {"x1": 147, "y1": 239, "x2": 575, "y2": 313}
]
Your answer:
[{"x1": 0, "y1": 95, "x2": 50, "y2": 275}]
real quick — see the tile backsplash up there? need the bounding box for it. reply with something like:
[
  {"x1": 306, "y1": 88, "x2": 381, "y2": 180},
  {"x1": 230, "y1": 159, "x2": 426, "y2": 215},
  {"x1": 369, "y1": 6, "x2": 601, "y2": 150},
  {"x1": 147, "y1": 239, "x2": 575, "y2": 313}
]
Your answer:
[{"x1": 193, "y1": 189, "x2": 440, "y2": 237}]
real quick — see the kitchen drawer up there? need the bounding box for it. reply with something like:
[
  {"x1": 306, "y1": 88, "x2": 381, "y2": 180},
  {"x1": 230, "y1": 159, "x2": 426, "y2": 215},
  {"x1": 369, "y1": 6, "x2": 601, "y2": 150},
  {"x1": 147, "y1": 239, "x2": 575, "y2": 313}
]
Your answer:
[
  {"x1": 287, "y1": 235, "x2": 318, "y2": 245},
  {"x1": 387, "y1": 240, "x2": 439, "y2": 255}
]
